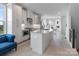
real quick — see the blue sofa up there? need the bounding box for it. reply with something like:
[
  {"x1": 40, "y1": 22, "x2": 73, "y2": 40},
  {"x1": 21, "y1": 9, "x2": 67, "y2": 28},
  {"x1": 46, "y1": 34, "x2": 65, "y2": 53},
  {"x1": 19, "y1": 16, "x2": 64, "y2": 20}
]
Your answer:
[{"x1": 0, "y1": 34, "x2": 17, "y2": 55}]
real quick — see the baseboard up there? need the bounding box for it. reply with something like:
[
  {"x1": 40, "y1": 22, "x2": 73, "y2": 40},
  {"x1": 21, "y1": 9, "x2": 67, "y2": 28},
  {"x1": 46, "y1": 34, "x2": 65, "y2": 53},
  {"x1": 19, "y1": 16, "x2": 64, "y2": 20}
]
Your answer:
[{"x1": 17, "y1": 39, "x2": 29, "y2": 45}]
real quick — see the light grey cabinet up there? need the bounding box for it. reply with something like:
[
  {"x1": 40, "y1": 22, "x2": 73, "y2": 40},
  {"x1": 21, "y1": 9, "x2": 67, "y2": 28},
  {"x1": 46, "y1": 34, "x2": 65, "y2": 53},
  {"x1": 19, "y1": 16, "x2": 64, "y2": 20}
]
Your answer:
[{"x1": 12, "y1": 4, "x2": 23, "y2": 43}]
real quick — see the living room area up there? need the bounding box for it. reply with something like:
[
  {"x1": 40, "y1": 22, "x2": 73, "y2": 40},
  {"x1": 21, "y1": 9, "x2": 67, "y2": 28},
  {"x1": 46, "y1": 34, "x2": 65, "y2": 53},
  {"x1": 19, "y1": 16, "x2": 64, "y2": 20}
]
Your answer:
[{"x1": 0, "y1": 3, "x2": 79, "y2": 56}]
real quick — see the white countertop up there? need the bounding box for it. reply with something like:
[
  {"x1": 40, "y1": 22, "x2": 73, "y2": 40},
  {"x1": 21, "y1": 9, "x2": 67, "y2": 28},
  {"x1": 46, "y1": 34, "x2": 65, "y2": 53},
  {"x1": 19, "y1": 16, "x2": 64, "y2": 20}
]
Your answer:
[{"x1": 32, "y1": 30, "x2": 53, "y2": 34}]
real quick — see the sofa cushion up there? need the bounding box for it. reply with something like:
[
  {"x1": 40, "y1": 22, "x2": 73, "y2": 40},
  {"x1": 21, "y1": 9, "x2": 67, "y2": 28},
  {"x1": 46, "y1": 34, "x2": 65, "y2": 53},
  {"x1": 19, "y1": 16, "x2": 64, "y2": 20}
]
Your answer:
[
  {"x1": 0, "y1": 35, "x2": 7, "y2": 43},
  {"x1": 0, "y1": 42, "x2": 17, "y2": 51},
  {"x1": 5, "y1": 34, "x2": 15, "y2": 42}
]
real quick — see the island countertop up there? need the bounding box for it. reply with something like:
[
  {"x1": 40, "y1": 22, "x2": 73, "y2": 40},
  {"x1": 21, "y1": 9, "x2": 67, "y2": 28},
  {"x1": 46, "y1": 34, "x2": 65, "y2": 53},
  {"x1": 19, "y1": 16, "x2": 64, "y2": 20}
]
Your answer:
[{"x1": 32, "y1": 29, "x2": 53, "y2": 34}]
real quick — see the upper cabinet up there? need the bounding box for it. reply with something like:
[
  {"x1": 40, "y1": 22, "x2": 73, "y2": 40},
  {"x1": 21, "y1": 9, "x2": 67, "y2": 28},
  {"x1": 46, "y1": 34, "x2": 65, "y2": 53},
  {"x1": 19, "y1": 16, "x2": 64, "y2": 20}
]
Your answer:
[
  {"x1": 22, "y1": 8, "x2": 27, "y2": 24},
  {"x1": 25, "y1": 9, "x2": 41, "y2": 25}
]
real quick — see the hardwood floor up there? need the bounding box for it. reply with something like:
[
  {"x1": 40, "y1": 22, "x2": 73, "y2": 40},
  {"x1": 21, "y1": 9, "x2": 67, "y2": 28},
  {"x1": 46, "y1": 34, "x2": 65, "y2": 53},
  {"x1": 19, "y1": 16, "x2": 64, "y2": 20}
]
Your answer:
[{"x1": 4, "y1": 40, "x2": 78, "y2": 56}]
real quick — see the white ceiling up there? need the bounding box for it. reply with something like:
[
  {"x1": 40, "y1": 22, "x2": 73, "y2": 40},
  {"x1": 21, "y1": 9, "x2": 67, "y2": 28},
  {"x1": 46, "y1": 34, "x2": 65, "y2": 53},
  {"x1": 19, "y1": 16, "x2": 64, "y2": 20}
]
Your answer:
[{"x1": 20, "y1": 3, "x2": 70, "y2": 16}]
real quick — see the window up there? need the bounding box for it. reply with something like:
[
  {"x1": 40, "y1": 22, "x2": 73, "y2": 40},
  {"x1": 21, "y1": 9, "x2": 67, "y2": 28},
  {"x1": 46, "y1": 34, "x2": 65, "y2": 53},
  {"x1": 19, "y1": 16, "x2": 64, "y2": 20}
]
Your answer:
[{"x1": 0, "y1": 4, "x2": 6, "y2": 34}]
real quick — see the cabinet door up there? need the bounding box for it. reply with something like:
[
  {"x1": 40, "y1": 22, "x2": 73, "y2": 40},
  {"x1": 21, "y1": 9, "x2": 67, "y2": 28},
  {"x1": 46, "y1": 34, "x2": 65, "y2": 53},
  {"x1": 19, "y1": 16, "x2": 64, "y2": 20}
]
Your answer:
[{"x1": 22, "y1": 9, "x2": 27, "y2": 24}]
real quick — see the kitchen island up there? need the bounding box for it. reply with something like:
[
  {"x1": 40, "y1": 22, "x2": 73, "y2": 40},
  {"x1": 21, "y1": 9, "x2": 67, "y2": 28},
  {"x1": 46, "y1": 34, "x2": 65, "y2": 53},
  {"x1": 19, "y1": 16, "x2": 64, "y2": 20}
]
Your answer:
[{"x1": 30, "y1": 30, "x2": 52, "y2": 55}]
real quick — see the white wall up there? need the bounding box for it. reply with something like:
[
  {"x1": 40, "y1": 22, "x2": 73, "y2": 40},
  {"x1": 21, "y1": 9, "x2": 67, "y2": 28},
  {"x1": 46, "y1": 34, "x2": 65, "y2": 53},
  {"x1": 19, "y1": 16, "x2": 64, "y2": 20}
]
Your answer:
[{"x1": 7, "y1": 4, "x2": 12, "y2": 34}]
